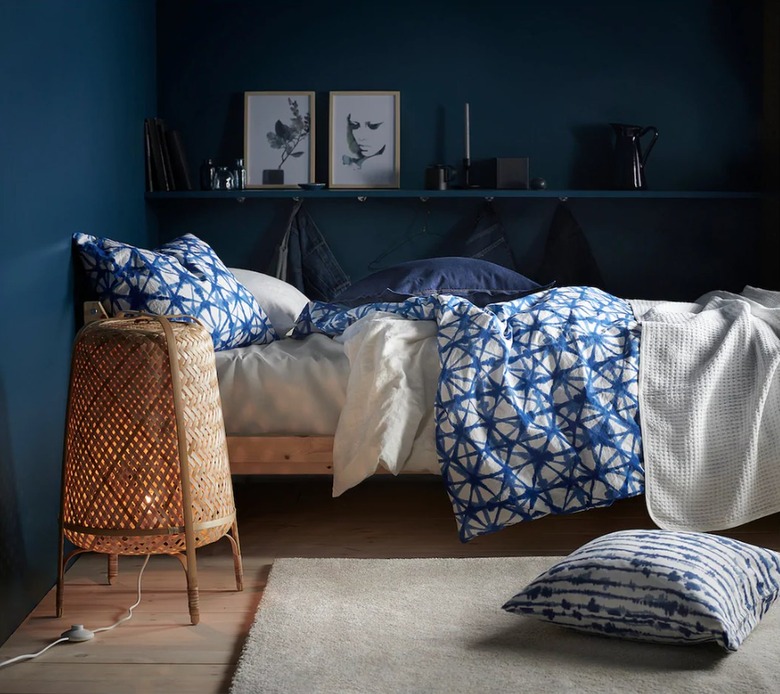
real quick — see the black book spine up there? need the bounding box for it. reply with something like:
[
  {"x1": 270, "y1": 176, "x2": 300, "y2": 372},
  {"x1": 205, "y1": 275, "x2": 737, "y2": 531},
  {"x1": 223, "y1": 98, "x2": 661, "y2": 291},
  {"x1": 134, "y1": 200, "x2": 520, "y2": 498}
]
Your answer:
[
  {"x1": 145, "y1": 117, "x2": 168, "y2": 191},
  {"x1": 155, "y1": 117, "x2": 174, "y2": 191},
  {"x1": 143, "y1": 119, "x2": 155, "y2": 192},
  {"x1": 167, "y1": 129, "x2": 194, "y2": 191}
]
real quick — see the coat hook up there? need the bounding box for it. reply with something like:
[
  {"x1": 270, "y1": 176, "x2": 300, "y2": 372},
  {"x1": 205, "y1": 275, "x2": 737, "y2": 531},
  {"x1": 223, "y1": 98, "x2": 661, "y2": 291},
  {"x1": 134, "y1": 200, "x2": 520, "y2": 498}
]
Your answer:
[
  {"x1": 357, "y1": 196, "x2": 367, "y2": 202},
  {"x1": 236, "y1": 197, "x2": 246, "y2": 204},
  {"x1": 483, "y1": 196, "x2": 494, "y2": 202},
  {"x1": 418, "y1": 196, "x2": 429, "y2": 203}
]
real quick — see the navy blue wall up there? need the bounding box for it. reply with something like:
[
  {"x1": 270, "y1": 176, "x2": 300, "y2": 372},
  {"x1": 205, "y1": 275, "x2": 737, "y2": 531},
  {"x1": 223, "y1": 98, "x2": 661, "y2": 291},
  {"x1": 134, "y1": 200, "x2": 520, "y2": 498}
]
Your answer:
[
  {"x1": 155, "y1": 0, "x2": 764, "y2": 299},
  {"x1": 0, "y1": 1, "x2": 156, "y2": 644}
]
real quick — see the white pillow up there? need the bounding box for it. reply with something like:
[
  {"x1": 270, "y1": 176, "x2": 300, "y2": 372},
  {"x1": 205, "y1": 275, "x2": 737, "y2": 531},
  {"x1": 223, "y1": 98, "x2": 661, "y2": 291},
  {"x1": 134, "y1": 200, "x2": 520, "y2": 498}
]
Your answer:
[{"x1": 229, "y1": 268, "x2": 309, "y2": 336}]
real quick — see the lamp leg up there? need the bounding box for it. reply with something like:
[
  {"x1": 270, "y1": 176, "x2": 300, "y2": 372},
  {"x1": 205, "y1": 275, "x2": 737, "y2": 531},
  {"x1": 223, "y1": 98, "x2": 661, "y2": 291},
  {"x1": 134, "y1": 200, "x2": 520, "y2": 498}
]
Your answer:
[
  {"x1": 184, "y1": 546, "x2": 200, "y2": 626},
  {"x1": 56, "y1": 524, "x2": 65, "y2": 618},
  {"x1": 56, "y1": 548, "x2": 91, "y2": 618},
  {"x1": 225, "y1": 521, "x2": 244, "y2": 592},
  {"x1": 107, "y1": 554, "x2": 118, "y2": 584},
  {"x1": 171, "y1": 552, "x2": 199, "y2": 625},
  {"x1": 161, "y1": 314, "x2": 200, "y2": 625}
]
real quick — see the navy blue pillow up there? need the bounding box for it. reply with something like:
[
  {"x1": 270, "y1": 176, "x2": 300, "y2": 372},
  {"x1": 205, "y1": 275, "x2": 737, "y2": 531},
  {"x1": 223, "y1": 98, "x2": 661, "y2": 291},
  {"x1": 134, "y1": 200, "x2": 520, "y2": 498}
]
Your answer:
[{"x1": 334, "y1": 257, "x2": 546, "y2": 308}]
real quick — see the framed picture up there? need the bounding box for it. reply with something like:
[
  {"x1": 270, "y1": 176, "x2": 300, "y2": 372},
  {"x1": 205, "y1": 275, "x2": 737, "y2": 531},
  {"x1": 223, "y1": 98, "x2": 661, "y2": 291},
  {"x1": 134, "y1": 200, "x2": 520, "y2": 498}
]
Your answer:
[
  {"x1": 329, "y1": 91, "x2": 400, "y2": 188},
  {"x1": 244, "y1": 91, "x2": 315, "y2": 188}
]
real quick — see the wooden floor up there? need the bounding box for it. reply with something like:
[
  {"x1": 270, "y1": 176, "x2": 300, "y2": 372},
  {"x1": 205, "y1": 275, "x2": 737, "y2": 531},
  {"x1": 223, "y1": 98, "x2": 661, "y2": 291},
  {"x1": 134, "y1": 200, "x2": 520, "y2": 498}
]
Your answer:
[{"x1": 1, "y1": 476, "x2": 778, "y2": 694}]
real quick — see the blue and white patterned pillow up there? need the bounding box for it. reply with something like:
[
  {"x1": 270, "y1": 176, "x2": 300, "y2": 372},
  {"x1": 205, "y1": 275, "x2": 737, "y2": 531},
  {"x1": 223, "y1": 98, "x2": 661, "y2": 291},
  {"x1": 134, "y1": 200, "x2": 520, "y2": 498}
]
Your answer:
[
  {"x1": 502, "y1": 529, "x2": 780, "y2": 651},
  {"x1": 74, "y1": 233, "x2": 278, "y2": 351}
]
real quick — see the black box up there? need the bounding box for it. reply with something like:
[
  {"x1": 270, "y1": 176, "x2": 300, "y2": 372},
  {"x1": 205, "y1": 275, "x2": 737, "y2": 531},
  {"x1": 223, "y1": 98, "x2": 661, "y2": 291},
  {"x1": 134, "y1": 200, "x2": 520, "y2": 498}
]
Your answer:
[{"x1": 471, "y1": 157, "x2": 529, "y2": 189}]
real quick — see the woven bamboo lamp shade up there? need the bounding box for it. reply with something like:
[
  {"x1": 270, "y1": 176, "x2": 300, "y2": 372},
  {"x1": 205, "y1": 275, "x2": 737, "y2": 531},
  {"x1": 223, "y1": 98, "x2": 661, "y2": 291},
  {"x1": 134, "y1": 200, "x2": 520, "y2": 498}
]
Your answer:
[{"x1": 57, "y1": 314, "x2": 243, "y2": 625}]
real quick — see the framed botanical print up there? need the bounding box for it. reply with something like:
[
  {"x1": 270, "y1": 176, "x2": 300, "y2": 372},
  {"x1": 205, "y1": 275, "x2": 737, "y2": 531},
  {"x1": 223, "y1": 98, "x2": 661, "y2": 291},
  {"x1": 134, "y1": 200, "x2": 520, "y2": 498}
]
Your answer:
[
  {"x1": 329, "y1": 91, "x2": 400, "y2": 189},
  {"x1": 244, "y1": 91, "x2": 315, "y2": 188}
]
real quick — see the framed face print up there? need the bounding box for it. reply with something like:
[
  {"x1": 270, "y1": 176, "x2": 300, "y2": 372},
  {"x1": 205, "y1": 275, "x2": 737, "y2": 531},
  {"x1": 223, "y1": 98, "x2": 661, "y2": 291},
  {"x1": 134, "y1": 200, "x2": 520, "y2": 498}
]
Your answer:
[{"x1": 329, "y1": 91, "x2": 400, "y2": 189}]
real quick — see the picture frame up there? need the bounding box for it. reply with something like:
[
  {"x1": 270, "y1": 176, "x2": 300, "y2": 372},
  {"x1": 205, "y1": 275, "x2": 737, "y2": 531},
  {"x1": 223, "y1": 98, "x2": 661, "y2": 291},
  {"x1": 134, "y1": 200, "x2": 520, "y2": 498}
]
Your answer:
[
  {"x1": 244, "y1": 91, "x2": 315, "y2": 188},
  {"x1": 329, "y1": 91, "x2": 400, "y2": 189}
]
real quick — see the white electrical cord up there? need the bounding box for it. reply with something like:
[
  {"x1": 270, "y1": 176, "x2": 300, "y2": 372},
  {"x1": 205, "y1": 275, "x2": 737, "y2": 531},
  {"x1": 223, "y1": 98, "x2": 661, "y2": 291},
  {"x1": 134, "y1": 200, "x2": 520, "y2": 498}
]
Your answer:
[{"x1": 0, "y1": 554, "x2": 151, "y2": 669}]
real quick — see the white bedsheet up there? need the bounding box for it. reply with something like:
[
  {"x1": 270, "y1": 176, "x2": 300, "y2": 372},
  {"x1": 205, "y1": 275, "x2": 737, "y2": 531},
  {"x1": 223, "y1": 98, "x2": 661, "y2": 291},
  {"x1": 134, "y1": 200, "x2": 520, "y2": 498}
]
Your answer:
[
  {"x1": 633, "y1": 287, "x2": 780, "y2": 531},
  {"x1": 215, "y1": 334, "x2": 349, "y2": 436}
]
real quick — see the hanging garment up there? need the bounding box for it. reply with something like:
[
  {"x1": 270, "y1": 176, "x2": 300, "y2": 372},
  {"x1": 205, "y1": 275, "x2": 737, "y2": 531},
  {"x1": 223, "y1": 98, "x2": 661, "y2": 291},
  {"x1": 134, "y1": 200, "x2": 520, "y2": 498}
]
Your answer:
[
  {"x1": 274, "y1": 199, "x2": 351, "y2": 301},
  {"x1": 462, "y1": 202, "x2": 518, "y2": 271},
  {"x1": 536, "y1": 203, "x2": 604, "y2": 288}
]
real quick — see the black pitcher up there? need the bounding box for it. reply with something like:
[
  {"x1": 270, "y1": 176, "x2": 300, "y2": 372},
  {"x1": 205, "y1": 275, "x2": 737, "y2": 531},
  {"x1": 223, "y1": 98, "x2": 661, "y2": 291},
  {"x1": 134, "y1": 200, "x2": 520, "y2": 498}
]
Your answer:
[{"x1": 610, "y1": 123, "x2": 659, "y2": 190}]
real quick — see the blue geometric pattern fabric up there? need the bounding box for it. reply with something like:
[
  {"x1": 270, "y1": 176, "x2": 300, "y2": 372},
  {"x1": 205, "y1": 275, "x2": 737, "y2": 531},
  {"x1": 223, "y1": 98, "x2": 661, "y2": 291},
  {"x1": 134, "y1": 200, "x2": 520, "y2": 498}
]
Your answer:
[
  {"x1": 291, "y1": 294, "x2": 436, "y2": 338},
  {"x1": 437, "y1": 286, "x2": 643, "y2": 541},
  {"x1": 502, "y1": 529, "x2": 780, "y2": 651},
  {"x1": 293, "y1": 286, "x2": 643, "y2": 541},
  {"x1": 74, "y1": 233, "x2": 278, "y2": 351}
]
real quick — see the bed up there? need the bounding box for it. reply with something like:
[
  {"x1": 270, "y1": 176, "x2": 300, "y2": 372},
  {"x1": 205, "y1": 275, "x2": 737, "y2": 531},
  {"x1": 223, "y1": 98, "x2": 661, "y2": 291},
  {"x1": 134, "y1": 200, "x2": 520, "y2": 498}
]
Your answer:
[
  {"x1": 73, "y1": 233, "x2": 780, "y2": 543},
  {"x1": 220, "y1": 274, "x2": 780, "y2": 543}
]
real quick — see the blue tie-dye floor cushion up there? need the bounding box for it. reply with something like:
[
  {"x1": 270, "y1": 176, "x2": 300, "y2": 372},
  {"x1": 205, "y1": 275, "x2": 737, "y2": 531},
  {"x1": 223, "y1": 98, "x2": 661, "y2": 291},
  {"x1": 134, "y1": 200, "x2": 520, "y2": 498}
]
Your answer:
[
  {"x1": 73, "y1": 233, "x2": 278, "y2": 350},
  {"x1": 502, "y1": 529, "x2": 780, "y2": 651}
]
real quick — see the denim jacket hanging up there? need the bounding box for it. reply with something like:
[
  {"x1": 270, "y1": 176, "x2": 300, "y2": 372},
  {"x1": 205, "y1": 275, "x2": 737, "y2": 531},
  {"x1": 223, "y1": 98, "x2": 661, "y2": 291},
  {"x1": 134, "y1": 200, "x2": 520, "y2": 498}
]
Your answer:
[
  {"x1": 462, "y1": 201, "x2": 518, "y2": 271},
  {"x1": 275, "y1": 199, "x2": 351, "y2": 301}
]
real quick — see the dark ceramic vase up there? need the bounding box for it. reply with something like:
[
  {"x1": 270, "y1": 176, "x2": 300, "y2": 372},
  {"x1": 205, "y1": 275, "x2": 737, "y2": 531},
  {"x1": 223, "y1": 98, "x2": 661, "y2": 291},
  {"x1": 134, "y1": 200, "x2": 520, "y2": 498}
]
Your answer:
[{"x1": 263, "y1": 169, "x2": 284, "y2": 185}]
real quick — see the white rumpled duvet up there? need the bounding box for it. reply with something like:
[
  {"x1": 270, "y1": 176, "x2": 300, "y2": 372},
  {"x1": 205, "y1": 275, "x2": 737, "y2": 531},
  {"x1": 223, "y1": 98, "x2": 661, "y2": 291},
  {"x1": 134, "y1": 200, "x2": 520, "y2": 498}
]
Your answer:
[{"x1": 332, "y1": 312, "x2": 439, "y2": 495}]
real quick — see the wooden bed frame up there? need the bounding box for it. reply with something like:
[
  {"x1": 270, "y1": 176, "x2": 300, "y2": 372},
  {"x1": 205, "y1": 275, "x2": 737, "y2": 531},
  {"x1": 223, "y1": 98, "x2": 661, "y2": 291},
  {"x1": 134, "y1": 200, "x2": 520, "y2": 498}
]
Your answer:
[
  {"x1": 227, "y1": 435, "x2": 336, "y2": 475},
  {"x1": 226, "y1": 435, "x2": 430, "y2": 476}
]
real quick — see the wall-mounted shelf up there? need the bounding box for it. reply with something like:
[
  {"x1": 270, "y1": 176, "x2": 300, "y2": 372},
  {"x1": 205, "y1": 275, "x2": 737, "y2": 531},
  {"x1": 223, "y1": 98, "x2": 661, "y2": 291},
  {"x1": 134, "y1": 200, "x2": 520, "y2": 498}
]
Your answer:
[{"x1": 146, "y1": 189, "x2": 763, "y2": 201}]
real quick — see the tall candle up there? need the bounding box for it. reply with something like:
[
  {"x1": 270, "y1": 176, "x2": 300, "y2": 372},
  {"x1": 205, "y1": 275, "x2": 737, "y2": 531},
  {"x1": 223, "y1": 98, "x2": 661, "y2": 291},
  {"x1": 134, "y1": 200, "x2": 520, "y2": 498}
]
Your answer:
[{"x1": 464, "y1": 102, "x2": 471, "y2": 160}]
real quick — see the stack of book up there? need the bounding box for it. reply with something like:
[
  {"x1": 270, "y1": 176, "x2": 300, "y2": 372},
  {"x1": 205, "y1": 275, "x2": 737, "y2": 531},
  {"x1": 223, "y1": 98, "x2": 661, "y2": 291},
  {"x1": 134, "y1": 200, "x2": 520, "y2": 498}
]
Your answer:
[{"x1": 144, "y1": 117, "x2": 193, "y2": 192}]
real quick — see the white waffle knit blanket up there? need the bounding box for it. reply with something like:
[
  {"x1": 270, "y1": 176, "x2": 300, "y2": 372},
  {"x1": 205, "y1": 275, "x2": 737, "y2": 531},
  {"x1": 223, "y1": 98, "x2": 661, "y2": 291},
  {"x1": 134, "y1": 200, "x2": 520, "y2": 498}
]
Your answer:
[{"x1": 631, "y1": 287, "x2": 780, "y2": 531}]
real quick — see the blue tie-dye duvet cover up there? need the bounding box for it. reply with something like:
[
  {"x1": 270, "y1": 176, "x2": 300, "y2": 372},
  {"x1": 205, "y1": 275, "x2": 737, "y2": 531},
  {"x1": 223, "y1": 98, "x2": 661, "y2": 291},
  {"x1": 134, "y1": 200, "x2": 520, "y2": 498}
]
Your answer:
[{"x1": 291, "y1": 286, "x2": 644, "y2": 541}]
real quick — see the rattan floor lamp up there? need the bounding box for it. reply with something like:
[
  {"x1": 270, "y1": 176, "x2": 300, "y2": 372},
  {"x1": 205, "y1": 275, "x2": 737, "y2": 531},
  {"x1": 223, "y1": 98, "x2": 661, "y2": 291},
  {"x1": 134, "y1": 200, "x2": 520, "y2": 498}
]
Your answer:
[{"x1": 57, "y1": 314, "x2": 243, "y2": 625}]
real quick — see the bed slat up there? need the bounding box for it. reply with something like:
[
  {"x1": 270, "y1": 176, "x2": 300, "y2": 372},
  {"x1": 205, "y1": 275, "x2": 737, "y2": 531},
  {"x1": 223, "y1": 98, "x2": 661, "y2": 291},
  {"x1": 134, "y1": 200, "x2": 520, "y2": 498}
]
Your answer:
[{"x1": 227, "y1": 436, "x2": 335, "y2": 474}]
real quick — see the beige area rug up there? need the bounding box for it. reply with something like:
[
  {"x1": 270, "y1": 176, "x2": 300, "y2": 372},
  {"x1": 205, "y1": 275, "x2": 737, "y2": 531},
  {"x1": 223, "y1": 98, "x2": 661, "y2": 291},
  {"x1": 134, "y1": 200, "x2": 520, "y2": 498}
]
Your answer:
[{"x1": 230, "y1": 557, "x2": 780, "y2": 694}]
